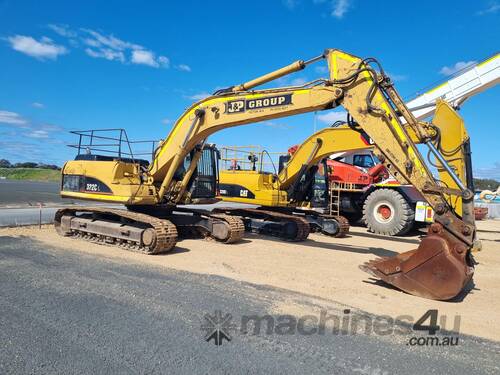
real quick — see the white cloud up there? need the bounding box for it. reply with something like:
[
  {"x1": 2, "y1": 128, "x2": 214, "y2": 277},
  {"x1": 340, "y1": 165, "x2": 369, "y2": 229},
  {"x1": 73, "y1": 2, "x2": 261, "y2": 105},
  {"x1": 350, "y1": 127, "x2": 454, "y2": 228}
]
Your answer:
[
  {"x1": 439, "y1": 61, "x2": 477, "y2": 76},
  {"x1": 130, "y1": 49, "x2": 169, "y2": 68},
  {"x1": 331, "y1": 0, "x2": 351, "y2": 18},
  {"x1": 176, "y1": 64, "x2": 191, "y2": 72},
  {"x1": 0, "y1": 110, "x2": 64, "y2": 135},
  {"x1": 42, "y1": 25, "x2": 173, "y2": 69},
  {"x1": 0, "y1": 141, "x2": 42, "y2": 159},
  {"x1": 85, "y1": 47, "x2": 125, "y2": 62},
  {"x1": 0, "y1": 113, "x2": 67, "y2": 164},
  {"x1": 80, "y1": 28, "x2": 142, "y2": 51},
  {"x1": 477, "y1": 1, "x2": 500, "y2": 15},
  {"x1": 6, "y1": 35, "x2": 68, "y2": 60},
  {"x1": 47, "y1": 24, "x2": 76, "y2": 38},
  {"x1": 82, "y1": 29, "x2": 169, "y2": 67},
  {"x1": 26, "y1": 130, "x2": 49, "y2": 138},
  {"x1": 474, "y1": 162, "x2": 500, "y2": 181},
  {"x1": 186, "y1": 92, "x2": 211, "y2": 101},
  {"x1": 40, "y1": 123, "x2": 63, "y2": 132},
  {"x1": 158, "y1": 55, "x2": 170, "y2": 68},
  {"x1": 0, "y1": 110, "x2": 28, "y2": 125},
  {"x1": 161, "y1": 118, "x2": 171, "y2": 125},
  {"x1": 131, "y1": 49, "x2": 156, "y2": 67},
  {"x1": 82, "y1": 37, "x2": 101, "y2": 48},
  {"x1": 32, "y1": 102, "x2": 45, "y2": 109},
  {"x1": 317, "y1": 110, "x2": 347, "y2": 124},
  {"x1": 287, "y1": 0, "x2": 353, "y2": 18}
]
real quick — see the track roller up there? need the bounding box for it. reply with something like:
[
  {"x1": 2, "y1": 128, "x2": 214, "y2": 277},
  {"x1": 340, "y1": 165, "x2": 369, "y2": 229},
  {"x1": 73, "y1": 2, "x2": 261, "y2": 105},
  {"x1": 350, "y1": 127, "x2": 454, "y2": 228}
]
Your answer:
[
  {"x1": 54, "y1": 207, "x2": 178, "y2": 254},
  {"x1": 213, "y1": 207, "x2": 310, "y2": 242}
]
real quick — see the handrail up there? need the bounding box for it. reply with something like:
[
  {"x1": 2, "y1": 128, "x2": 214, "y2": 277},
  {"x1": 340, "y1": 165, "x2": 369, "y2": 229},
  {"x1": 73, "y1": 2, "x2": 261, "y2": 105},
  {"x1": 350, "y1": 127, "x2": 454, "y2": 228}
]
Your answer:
[{"x1": 68, "y1": 128, "x2": 159, "y2": 162}]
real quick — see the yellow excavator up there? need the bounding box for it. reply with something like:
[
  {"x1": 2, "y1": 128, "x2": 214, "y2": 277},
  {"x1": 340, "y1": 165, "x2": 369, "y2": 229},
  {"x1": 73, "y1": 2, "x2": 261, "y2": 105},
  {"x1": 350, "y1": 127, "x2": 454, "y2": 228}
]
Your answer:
[
  {"x1": 216, "y1": 99, "x2": 472, "y2": 238},
  {"x1": 56, "y1": 49, "x2": 476, "y2": 300}
]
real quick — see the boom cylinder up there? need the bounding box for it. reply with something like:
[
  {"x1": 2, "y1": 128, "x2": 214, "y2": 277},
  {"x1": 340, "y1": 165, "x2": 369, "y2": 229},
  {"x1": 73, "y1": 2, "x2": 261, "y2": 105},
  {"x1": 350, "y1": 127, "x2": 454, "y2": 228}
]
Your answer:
[
  {"x1": 232, "y1": 53, "x2": 325, "y2": 92},
  {"x1": 233, "y1": 61, "x2": 305, "y2": 92}
]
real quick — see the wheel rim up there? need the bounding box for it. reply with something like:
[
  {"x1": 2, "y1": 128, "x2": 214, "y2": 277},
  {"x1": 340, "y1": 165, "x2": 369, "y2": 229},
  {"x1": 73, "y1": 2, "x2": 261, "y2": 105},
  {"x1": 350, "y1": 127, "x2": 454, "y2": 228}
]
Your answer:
[{"x1": 373, "y1": 201, "x2": 395, "y2": 224}]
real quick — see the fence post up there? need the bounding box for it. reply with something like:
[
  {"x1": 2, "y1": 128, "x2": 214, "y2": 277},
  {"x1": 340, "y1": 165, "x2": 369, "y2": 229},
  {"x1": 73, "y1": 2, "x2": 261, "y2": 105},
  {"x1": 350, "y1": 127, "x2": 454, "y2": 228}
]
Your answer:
[{"x1": 38, "y1": 202, "x2": 42, "y2": 229}]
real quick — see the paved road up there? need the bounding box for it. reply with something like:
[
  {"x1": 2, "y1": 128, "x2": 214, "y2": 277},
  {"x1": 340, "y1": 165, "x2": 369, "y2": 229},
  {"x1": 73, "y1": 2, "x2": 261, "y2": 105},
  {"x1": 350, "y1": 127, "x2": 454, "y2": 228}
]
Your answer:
[
  {"x1": 0, "y1": 236, "x2": 498, "y2": 374},
  {"x1": 0, "y1": 180, "x2": 69, "y2": 207}
]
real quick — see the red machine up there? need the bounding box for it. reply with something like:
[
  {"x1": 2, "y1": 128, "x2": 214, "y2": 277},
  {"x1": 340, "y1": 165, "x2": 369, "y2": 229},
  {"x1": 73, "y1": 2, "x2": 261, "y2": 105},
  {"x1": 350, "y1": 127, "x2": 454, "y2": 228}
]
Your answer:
[{"x1": 287, "y1": 144, "x2": 433, "y2": 236}]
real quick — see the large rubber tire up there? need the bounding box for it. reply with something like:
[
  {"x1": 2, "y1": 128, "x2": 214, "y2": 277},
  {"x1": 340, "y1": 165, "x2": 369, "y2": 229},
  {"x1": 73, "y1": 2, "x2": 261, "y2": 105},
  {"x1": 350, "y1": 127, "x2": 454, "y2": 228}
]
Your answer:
[{"x1": 362, "y1": 188, "x2": 415, "y2": 236}]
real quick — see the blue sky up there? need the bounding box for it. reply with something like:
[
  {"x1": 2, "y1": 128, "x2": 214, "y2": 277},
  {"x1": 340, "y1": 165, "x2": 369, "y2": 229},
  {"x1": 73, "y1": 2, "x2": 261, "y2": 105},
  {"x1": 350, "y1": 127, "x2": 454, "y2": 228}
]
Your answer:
[{"x1": 0, "y1": 0, "x2": 499, "y2": 178}]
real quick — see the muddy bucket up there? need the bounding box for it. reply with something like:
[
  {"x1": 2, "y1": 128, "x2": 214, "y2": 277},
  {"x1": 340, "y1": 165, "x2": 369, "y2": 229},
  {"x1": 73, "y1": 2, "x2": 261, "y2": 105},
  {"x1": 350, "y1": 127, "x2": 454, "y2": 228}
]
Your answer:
[{"x1": 360, "y1": 223, "x2": 474, "y2": 300}]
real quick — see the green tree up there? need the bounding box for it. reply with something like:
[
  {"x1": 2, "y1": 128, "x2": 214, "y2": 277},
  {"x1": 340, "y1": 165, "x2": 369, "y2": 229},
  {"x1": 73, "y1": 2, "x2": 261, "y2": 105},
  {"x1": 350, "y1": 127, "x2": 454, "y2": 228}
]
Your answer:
[
  {"x1": 14, "y1": 162, "x2": 38, "y2": 168},
  {"x1": 0, "y1": 159, "x2": 11, "y2": 168},
  {"x1": 473, "y1": 178, "x2": 500, "y2": 191}
]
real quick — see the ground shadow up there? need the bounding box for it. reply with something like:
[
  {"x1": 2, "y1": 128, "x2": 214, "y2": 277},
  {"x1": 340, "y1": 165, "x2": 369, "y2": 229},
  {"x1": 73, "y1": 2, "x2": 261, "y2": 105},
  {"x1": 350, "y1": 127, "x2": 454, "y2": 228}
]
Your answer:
[
  {"x1": 449, "y1": 279, "x2": 478, "y2": 302},
  {"x1": 362, "y1": 277, "x2": 400, "y2": 291},
  {"x1": 476, "y1": 229, "x2": 500, "y2": 234},
  {"x1": 348, "y1": 230, "x2": 421, "y2": 245},
  {"x1": 229, "y1": 238, "x2": 252, "y2": 244},
  {"x1": 304, "y1": 240, "x2": 399, "y2": 257},
  {"x1": 156, "y1": 246, "x2": 190, "y2": 256},
  {"x1": 245, "y1": 233, "x2": 398, "y2": 257},
  {"x1": 178, "y1": 233, "x2": 252, "y2": 245},
  {"x1": 362, "y1": 277, "x2": 477, "y2": 302}
]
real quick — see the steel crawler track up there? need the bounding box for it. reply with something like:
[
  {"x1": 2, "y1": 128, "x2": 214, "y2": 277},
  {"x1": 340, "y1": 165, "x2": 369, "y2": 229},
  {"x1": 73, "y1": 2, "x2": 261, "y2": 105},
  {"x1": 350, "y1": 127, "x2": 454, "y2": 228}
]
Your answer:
[
  {"x1": 213, "y1": 207, "x2": 311, "y2": 242},
  {"x1": 55, "y1": 207, "x2": 178, "y2": 254},
  {"x1": 54, "y1": 206, "x2": 246, "y2": 254}
]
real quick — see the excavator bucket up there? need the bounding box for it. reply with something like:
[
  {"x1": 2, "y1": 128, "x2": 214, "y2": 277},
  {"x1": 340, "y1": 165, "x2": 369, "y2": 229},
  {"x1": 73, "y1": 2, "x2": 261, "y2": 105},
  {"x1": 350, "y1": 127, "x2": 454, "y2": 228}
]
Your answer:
[{"x1": 360, "y1": 223, "x2": 474, "y2": 300}]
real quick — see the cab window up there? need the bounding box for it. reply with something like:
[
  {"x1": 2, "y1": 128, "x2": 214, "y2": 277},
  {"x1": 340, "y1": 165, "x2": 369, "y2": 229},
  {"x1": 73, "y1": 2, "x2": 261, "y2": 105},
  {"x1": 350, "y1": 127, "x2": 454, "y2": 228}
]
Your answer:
[{"x1": 353, "y1": 154, "x2": 375, "y2": 168}]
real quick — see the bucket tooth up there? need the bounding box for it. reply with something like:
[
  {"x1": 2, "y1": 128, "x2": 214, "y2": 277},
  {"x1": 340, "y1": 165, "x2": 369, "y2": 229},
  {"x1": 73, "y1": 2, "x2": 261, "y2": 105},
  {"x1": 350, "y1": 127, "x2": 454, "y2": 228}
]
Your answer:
[{"x1": 360, "y1": 224, "x2": 474, "y2": 300}]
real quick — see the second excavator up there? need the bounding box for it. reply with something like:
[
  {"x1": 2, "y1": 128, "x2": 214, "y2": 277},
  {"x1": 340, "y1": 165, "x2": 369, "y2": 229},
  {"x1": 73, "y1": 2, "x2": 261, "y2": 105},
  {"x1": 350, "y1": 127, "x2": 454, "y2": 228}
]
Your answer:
[
  {"x1": 55, "y1": 49, "x2": 476, "y2": 300},
  {"x1": 216, "y1": 99, "x2": 474, "y2": 239}
]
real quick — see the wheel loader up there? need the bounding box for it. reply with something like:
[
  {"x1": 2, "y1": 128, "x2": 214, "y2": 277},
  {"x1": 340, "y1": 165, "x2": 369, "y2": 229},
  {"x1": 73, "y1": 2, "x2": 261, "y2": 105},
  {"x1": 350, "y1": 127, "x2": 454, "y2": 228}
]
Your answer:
[
  {"x1": 56, "y1": 49, "x2": 476, "y2": 300},
  {"x1": 216, "y1": 100, "x2": 473, "y2": 238}
]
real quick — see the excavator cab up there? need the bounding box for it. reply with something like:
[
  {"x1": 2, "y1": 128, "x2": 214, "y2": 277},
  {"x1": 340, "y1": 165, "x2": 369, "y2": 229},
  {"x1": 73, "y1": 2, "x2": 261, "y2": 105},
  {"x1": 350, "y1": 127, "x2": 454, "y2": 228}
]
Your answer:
[
  {"x1": 285, "y1": 159, "x2": 330, "y2": 209},
  {"x1": 181, "y1": 145, "x2": 219, "y2": 200},
  {"x1": 310, "y1": 161, "x2": 330, "y2": 208}
]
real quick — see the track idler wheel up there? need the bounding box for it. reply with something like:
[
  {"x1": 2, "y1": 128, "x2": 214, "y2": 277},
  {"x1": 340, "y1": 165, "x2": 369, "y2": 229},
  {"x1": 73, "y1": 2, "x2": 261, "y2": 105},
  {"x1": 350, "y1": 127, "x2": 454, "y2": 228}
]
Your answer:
[
  {"x1": 209, "y1": 214, "x2": 245, "y2": 244},
  {"x1": 360, "y1": 223, "x2": 474, "y2": 300}
]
